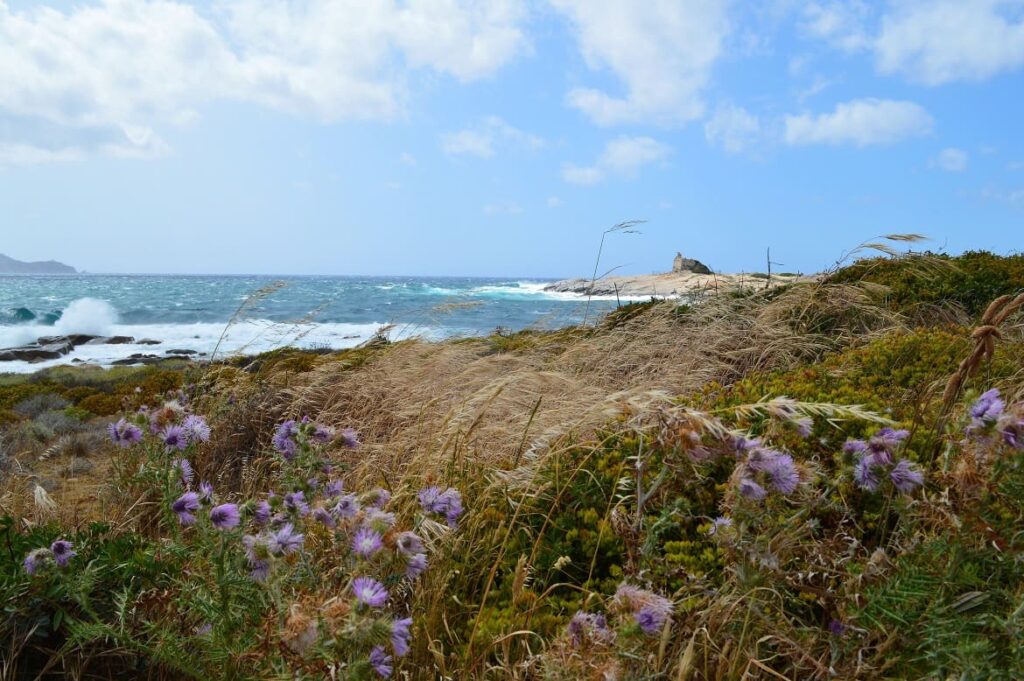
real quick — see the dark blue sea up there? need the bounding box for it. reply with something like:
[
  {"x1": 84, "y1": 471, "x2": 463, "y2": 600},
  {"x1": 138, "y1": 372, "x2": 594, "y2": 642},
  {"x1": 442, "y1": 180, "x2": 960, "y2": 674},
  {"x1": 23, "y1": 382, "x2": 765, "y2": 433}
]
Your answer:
[{"x1": 0, "y1": 274, "x2": 638, "y2": 372}]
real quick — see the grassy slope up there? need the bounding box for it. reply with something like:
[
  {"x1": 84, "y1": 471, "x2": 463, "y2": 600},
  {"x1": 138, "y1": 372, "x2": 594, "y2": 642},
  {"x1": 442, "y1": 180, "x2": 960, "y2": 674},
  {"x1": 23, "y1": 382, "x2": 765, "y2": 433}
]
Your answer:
[{"x1": 2, "y1": 251, "x2": 1024, "y2": 679}]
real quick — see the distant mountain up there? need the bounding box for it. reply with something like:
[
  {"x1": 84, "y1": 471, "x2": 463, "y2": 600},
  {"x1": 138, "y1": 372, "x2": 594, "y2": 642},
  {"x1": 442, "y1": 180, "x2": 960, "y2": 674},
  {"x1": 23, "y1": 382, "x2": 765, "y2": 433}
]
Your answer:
[{"x1": 0, "y1": 254, "x2": 76, "y2": 274}]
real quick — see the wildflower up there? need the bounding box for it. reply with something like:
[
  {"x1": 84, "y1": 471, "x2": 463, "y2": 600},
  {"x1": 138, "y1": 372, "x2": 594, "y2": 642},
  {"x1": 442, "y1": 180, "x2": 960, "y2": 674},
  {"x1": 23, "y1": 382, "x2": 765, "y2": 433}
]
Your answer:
[
  {"x1": 970, "y1": 388, "x2": 1004, "y2": 427},
  {"x1": 729, "y1": 435, "x2": 761, "y2": 457},
  {"x1": 738, "y1": 477, "x2": 767, "y2": 500},
  {"x1": 242, "y1": 534, "x2": 272, "y2": 581},
  {"x1": 210, "y1": 503, "x2": 240, "y2": 529},
  {"x1": 312, "y1": 506, "x2": 336, "y2": 528},
  {"x1": 173, "y1": 458, "x2": 194, "y2": 488},
  {"x1": 198, "y1": 481, "x2": 214, "y2": 503},
  {"x1": 24, "y1": 548, "x2": 50, "y2": 575},
  {"x1": 161, "y1": 424, "x2": 188, "y2": 451},
  {"x1": 405, "y1": 553, "x2": 427, "y2": 579},
  {"x1": 353, "y1": 527, "x2": 384, "y2": 557},
  {"x1": 391, "y1": 617, "x2": 413, "y2": 657},
  {"x1": 889, "y1": 459, "x2": 924, "y2": 493},
  {"x1": 707, "y1": 516, "x2": 732, "y2": 536},
  {"x1": 252, "y1": 500, "x2": 271, "y2": 526},
  {"x1": 843, "y1": 439, "x2": 868, "y2": 455},
  {"x1": 369, "y1": 645, "x2": 392, "y2": 678},
  {"x1": 195, "y1": 622, "x2": 213, "y2": 636},
  {"x1": 324, "y1": 479, "x2": 344, "y2": 498},
  {"x1": 310, "y1": 424, "x2": 334, "y2": 444},
  {"x1": 172, "y1": 491, "x2": 200, "y2": 525},
  {"x1": 567, "y1": 611, "x2": 613, "y2": 646},
  {"x1": 794, "y1": 416, "x2": 813, "y2": 438},
  {"x1": 635, "y1": 605, "x2": 667, "y2": 635},
  {"x1": 419, "y1": 487, "x2": 463, "y2": 527},
  {"x1": 868, "y1": 428, "x2": 909, "y2": 455},
  {"x1": 765, "y1": 453, "x2": 800, "y2": 494},
  {"x1": 339, "y1": 427, "x2": 360, "y2": 448},
  {"x1": 284, "y1": 490, "x2": 310, "y2": 517},
  {"x1": 613, "y1": 583, "x2": 673, "y2": 633},
  {"x1": 396, "y1": 531, "x2": 424, "y2": 555},
  {"x1": 182, "y1": 414, "x2": 210, "y2": 443},
  {"x1": 853, "y1": 458, "x2": 880, "y2": 492},
  {"x1": 269, "y1": 523, "x2": 304, "y2": 555},
  {"x1": 273, "y1": 420, "x2": 299, "y2": 458},
  {"x1": 333, "y1": 493, "x2": 360, "y2": 519},
  {"x1": 365, "y1": 509, "x2": 396, "y2": 532},
  {"x1": 828, "y1": 619, "x2": 846, "y2": 637},
  {"x1": 352, "y1": 576, "x2": 388, "y2": 608},
  {"x1": 108, "y1": 418, "x2": 143, "y2": 447},
  {"x1": 50, "y1": 539, "x2": 76, "y2": 567},
  {"x1": 997, "y1": 412, "x2": 1024, "y2": 450},
  {"x1": 746, "y1": 448, "x2": 782, "y2": 473},
  {"x1": 366, "y1": 488, "x2": 391, "y2": 509}
]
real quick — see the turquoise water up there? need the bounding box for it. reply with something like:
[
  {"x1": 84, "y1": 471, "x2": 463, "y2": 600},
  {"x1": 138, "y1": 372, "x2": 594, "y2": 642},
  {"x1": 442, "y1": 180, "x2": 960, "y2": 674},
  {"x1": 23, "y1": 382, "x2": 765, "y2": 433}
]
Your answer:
[{"x1": 0, "y1": 274, "x2": 632, "y2": 371}]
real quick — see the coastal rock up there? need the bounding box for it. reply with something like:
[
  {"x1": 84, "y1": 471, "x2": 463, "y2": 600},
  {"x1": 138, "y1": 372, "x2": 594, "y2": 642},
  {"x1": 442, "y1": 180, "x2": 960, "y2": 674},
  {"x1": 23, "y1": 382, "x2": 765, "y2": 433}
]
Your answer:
[
  {"x1": 165, "y1": 349, "x2": 198, "y2": 356},
  {"x1": 84, "y1": 335, "x2": 135, "y2": 345},
  {"x1": 111, "y1": 354, "x2": 163, "y2": 366},
  {"x1": 0, "y1": 340, "x2": 74, "y2": 362},
  {"x1": 671, "y1": 253, "x2": 713, "y2": 275},
  {"x1": 137, "y1": 339, "x2": 161, "y2": 345}
]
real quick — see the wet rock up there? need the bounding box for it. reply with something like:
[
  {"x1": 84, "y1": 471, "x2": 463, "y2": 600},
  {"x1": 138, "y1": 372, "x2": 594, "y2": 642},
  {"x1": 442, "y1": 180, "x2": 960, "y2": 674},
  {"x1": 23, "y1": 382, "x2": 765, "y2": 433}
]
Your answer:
[
  {"x1": 0, "y1": 340, "x2": 74, "y2": 362},
  {"x1": 111, "y1": 354, "x2": 164, "y2": 366},
  {"x1": 137, "y1": 338, "x2": 161, "y2": 345},
  {"x1": 165, "y1": 349, "x2": 198, "y2": 356},
  {"x1": 84, "y1": 335, "x2": 135, "y2": 345}
]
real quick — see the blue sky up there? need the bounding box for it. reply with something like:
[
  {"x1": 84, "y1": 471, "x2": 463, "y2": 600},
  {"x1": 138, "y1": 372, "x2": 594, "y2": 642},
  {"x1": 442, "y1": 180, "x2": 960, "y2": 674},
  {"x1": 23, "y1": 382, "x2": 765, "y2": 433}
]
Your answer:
[{"x1": 1, "y1": 0, "x2": 1023, "y2": 277}]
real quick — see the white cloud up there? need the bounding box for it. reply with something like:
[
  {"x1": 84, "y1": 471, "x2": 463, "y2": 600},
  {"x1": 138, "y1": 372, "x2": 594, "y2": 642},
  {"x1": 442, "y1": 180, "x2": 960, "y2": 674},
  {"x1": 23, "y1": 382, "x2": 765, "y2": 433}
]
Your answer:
[
  {"x1": 932, "y1": 147, "x2": 969, "y2": 172},
  {"x1": 483, "y1": 200, "x2": 523, "y2": 215},
  {"x1": 800, "y1": 1, "x2": 871, "y2": 52},
  {"x1": 704, "y1": 104, "x2": 761, "y2": 153},
  {"x1": 551, "y1": 0, "x2": 730, "y2": 126},
  {"x1": 784, "y1": 98, "x2": 933, "y2": 147},
  {"x1": 562, "y1": 136, "x2": 670, "y2": 185},
  {"x1": 0, "y1": 0, "x2": 530, "y2": 161},
  {"x1": 875, "y1": 0, "x2": 1024, "y2": 85},
  {"x1": 441, "y1": 116, "x2": 544, "y2": 158},
  {"x1": 399, "y1": 152, "x2": 417, "y2": 165},
  {"x1": 546, "y1": 196, "x2": 563, "y2": 208},
  {"x1": 0, "y1": 143, "x2": 82, "y2": 167}
]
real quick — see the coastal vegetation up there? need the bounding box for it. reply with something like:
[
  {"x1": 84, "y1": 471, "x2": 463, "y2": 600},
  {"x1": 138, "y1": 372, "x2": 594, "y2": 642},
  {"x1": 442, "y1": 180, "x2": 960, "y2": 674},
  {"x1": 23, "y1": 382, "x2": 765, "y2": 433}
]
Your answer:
[{"x1": 2, "y1": 248, "x2": 1024, "y2": 679}]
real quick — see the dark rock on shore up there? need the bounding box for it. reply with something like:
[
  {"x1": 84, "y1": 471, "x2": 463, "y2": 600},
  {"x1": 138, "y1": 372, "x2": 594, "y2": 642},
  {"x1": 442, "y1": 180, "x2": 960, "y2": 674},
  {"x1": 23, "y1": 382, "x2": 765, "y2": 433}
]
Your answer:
[{"x1": 0, "y1": 334, "x2": 144, "y2": 362}]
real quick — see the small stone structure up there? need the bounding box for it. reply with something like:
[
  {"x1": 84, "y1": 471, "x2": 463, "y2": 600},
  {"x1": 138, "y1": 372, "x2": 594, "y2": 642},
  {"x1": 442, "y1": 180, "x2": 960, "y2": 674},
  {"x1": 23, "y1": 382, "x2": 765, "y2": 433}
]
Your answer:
[{"x1": 671, "y1": 252, "x2": 712, "y2": 275}]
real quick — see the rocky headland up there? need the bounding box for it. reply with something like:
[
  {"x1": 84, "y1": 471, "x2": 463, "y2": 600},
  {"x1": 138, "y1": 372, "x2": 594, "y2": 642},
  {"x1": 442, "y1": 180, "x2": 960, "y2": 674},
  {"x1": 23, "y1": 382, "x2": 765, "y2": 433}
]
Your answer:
[{"x1": 0, "y1": 253, "x2": 76, "y2": 274}]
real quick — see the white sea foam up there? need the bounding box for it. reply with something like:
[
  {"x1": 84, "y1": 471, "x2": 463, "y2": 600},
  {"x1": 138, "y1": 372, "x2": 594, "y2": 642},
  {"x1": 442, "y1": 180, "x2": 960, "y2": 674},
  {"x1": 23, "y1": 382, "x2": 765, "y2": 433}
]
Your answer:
[
  {"x1": 467, "y1": 281, "x2": 654, "y2": 302},
  {"x1": 0, "y1": 318, "x2": 444, "y2": 374},
  {"x1": 54, "y1": 298, "x2": 119, "y2": 335}
]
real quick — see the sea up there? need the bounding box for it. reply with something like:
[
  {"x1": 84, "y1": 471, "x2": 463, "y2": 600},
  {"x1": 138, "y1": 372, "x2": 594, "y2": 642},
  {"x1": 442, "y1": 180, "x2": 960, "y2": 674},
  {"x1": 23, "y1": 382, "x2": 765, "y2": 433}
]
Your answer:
[{"x1": 0, "y1": 274, "x2": 645, "y2": 373}]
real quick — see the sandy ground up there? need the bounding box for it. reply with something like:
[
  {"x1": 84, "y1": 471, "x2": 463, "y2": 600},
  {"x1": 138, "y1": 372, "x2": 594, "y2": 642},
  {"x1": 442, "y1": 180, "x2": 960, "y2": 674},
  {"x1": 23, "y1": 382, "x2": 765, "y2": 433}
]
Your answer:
[{"x1": 544, "y1": 271, "x2": 811, "y2": 298}]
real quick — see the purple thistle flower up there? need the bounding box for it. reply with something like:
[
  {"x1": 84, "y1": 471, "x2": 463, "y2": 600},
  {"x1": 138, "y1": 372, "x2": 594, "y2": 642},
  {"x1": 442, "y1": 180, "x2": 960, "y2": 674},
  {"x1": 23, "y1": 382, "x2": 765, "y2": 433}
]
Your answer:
[
  {"x1": 890, "y1": 459, "x2": 924, "y2": 493},
  {"x1": 828, "y1": 619, "x2": 847, "y2": 637},
  {"x1": 635, "y1": 605, "x2": 666, "y2": 635},
  {"x1": 365, "y1": 509, "x2": 397, "y2": 532},
  {"x1": 252, "y1": 500, "x2": 271, "y2": 526},
  {"x1": 405, "y1": 553, "x2": 427, "y2": 579},
  {"x1": 172, "y1": 458, "x2": 194, "y2": 488},
  {"x1": 765, "y1": 453, "x2": 800, "y2": 494},
  {"x1": 182, "y1": 414, "x2": 211, "y2": 443},
  {"x1": 738, "y1": 477, "x2": 767, "y2": 500},
  {"x1": 272, "y1": 420, "x2": 299, "y2": 458},
  {"x1": 970, "y1": 388, "x2": 1004, "y2": 423},
  {"x1": 729, "y1": 435, "x2": 761, "y2": 457},
  {"x1": 707, "y1": 516, "x2": 732, "y2": 536},
  {"x1": 352, "y1": 576, "x2": 388, "y2": 608},
  {"x1": 339, "y1": 427, "x2": 360, "y2": 449},
  {"x1": 997, "y1": 413, "x2": 1024, "y2": 450},
  {"x1": 352, "y1": 527, "x2": 384, "y2": 557},
  {"x1": 869, "y1": 427, "x2": 910, "y2": 451},
  {"x1": 419, "y1": 487, "x2": 463, "y2": 527},
  {"x1": 24, "y1": 548, "x2": 49, "y2": 575},
  {"x1": 269, "y1": 523, "x2": 304, "y2": 555},
  {"x1": 332, "y1": 493, "x2": 360, "y2": 519},
  {"x1": 198, "y1": 481, "x2": 214, "y2": 504},
  {"x1": 567, "y1": 611, "x2": 613, "y2": 646},
  {"x1": 324, "y1": 479, "x2": 344, "y2": 498},
  {"x1": 310, "y1": 424, "x2": 334, "y2": 444},
  {"x1": 172, "y1": 491, "x2": 200, "y2": 525},
  {"x1": 843, "y1": 439, "x2": 868, "y2": 455},
  {"x1": 242, "y1": 534, "x2": 272, "y2": 581},
  {"x1": 746, "y1": 448, "x2": 781, "y2": 473},
  {"x1": 108, "y1": 418, "x2": 143, "y2": 447},
  {"x1": 396, "y1": 531, "x2": 424, "y2": 555},
  {"x1": 210, "y1": 503, "x2": 240, "y2": 529},
  {"x1": 312, "y1": 506, "x2": 336, "y2": 528},
  {"x1": 391, "y1": 617, "x2": 413, "y2": 657},
  {"x1": 50, "y1": 539, "x2": 76, "y2": 567},
  {"x1": 367, "y1": 488, "x2": 391, "y2": 509},
  {"x1": 161, "y1": 425, "x2": 188, "y2": 451},
  {"x1": 284, "y1": 490, "x2": 310, "y2": 517},
  {"x1": 369, "y1": 644, "x2": 392, "y2": 678},
  {"x1": 853, "y1": 457, "x2": 880, "y2": 492}
]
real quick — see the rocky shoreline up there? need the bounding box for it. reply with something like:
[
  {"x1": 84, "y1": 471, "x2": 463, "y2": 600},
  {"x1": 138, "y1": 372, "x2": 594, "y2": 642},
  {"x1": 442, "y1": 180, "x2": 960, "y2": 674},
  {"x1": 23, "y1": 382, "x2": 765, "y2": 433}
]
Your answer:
[
  {"x1": 0, "y1": 334, "x2": 202, "y2": 365},
  {"x1": 544, "y1": 271, "x2": 808, "y2": 298}
]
